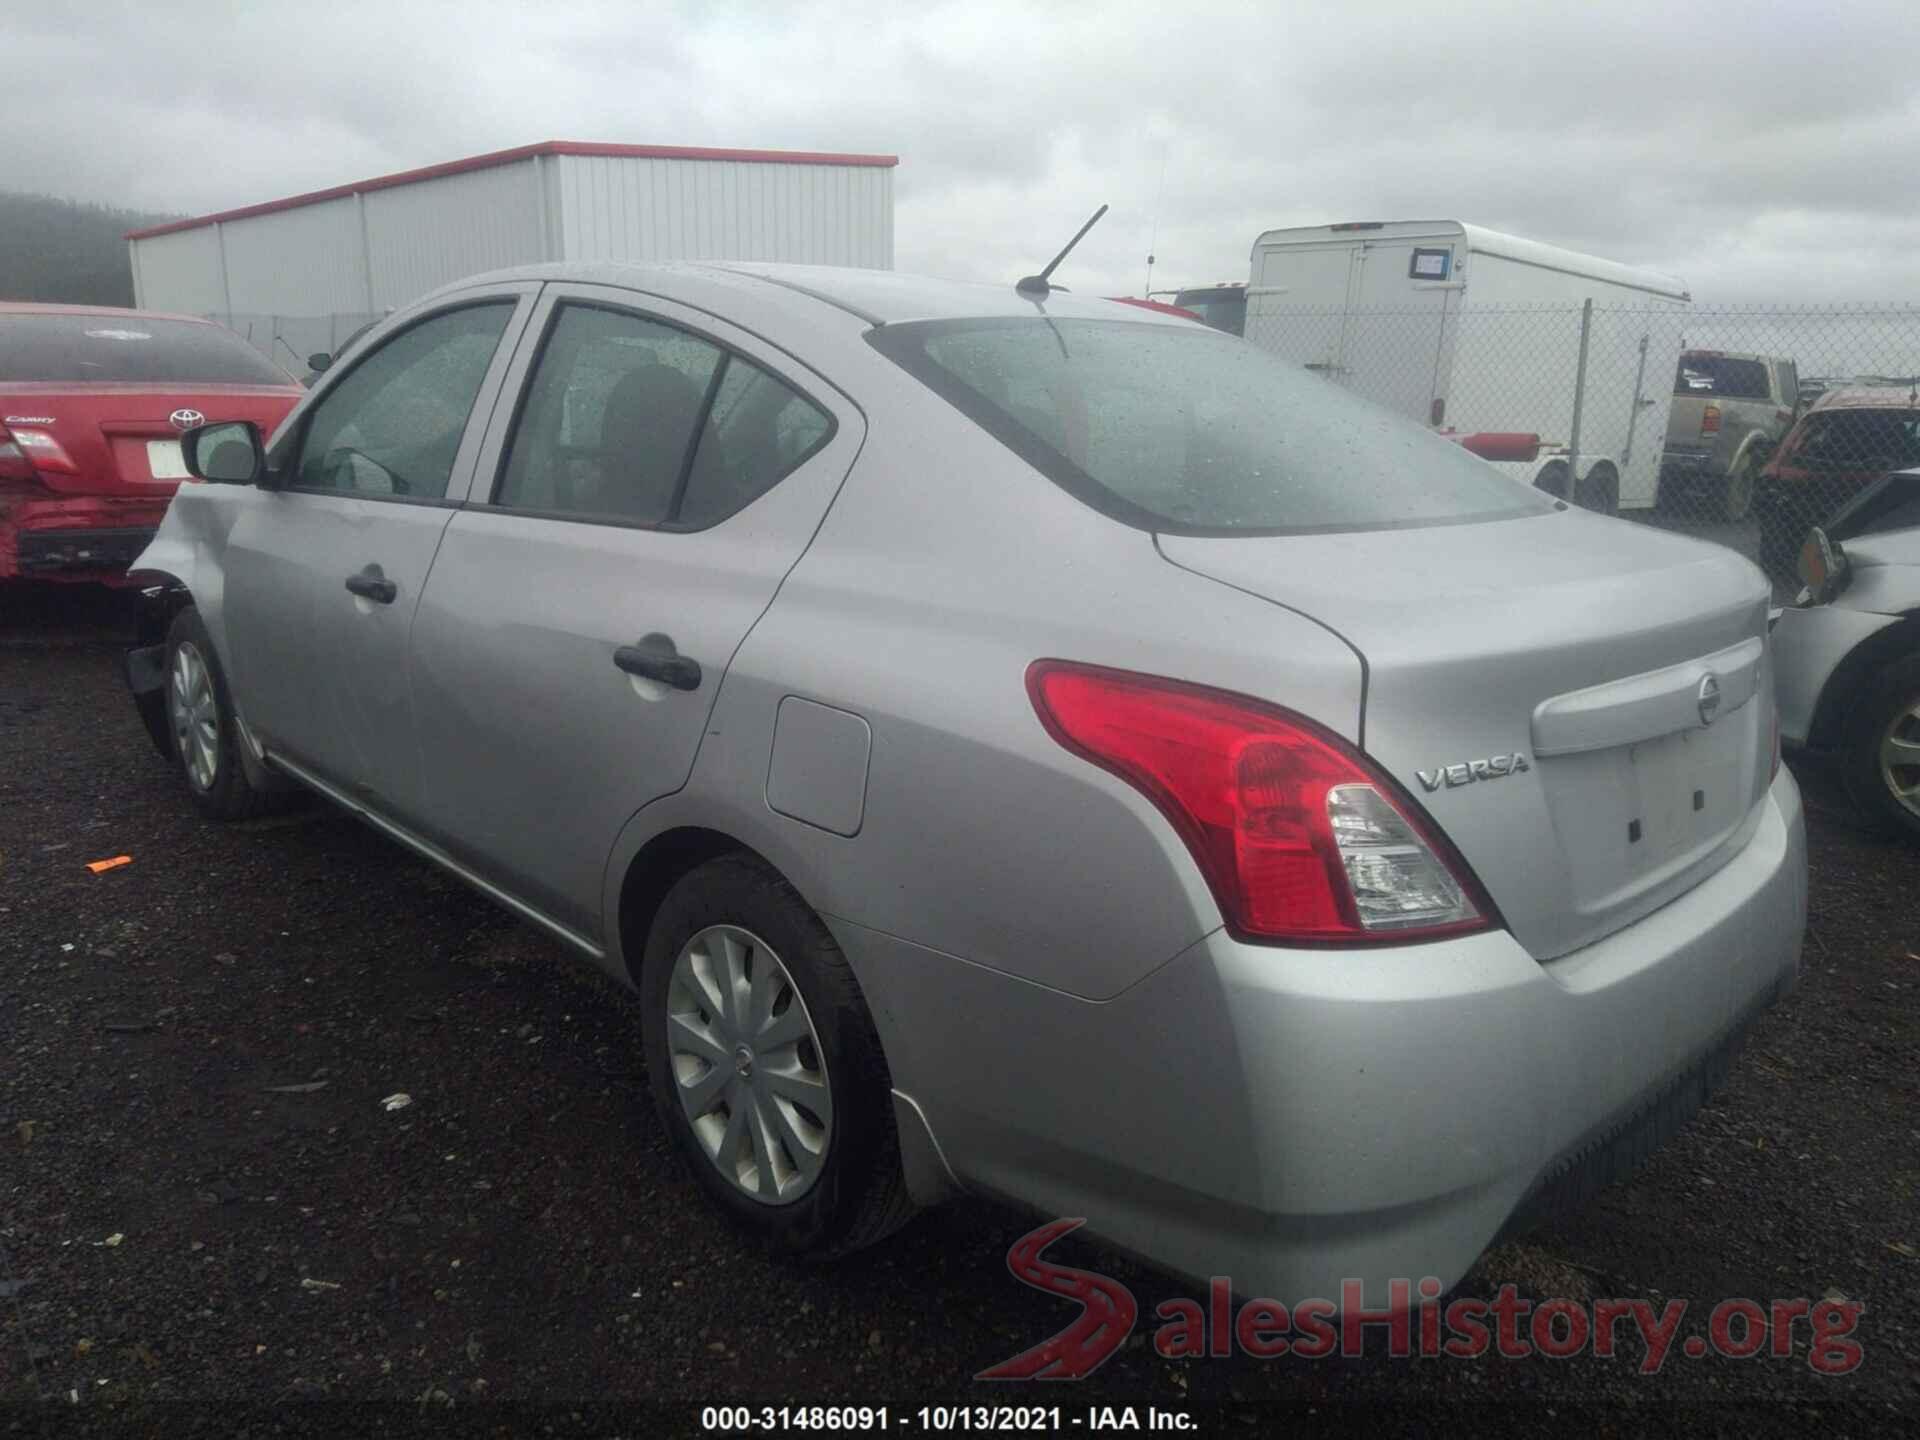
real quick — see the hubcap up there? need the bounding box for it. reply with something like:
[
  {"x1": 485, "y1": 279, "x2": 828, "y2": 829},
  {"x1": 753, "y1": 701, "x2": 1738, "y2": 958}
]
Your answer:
[
  {"x1": 665, "y1": 924, "x2": 832, "y2": 1205},
  {"x1": 168, "y1": 641, "x2": 219, "y2": 792},
  {"x1": 1879, "y1": 700, "x2": 1920, "y2": 820}
]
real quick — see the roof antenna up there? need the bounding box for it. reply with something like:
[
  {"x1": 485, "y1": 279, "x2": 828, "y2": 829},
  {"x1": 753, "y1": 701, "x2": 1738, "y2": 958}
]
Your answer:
[{"x1": 1017, "y1": 204, "x2": 1109, "y2": 298}]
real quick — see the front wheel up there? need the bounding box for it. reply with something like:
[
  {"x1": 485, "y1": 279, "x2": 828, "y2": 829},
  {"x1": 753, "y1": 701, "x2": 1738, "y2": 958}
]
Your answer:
[
  {"x1": 1579, "y1": 463, "x2": 1620, "y2": 517},
  {"x1": 1722, "y1": 453, "x2": 1758, "y2": 522},
  {"x1": 640, "y1": 853, "x2": 915, "y2": 1257},
  {"x1": 1841, "y1": 655, "x2": 1920, "y2": 844},
  {"x1": 163, "y1": 608, "x2": 289, "y2": 821}
]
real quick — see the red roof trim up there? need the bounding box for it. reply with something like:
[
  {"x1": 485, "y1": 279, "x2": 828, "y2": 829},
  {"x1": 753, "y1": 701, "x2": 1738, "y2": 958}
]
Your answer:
[{"x1": 125, "y1": 139, "x2": 901, "y2": 240}]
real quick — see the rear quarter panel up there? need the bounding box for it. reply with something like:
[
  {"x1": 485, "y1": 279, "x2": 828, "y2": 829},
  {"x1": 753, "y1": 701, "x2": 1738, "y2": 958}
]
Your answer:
[{"x1": 602, "y1": 357, "x2": 1366, "y2": 1002}]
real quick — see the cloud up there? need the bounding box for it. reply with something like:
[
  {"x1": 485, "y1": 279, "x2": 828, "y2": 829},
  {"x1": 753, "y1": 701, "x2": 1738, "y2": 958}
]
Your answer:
[{"x1": 8, "y1": 0, "x2": 1920, "y2": 302}]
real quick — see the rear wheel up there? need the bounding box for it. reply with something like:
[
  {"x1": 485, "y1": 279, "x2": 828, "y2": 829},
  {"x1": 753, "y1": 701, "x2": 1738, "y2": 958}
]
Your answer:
[
  {"x1": 640, "y1": 852, "x2": 915, "y2": 1257},
  {"x1": 163, "y1": 608, "x2": 288, "y2": 821},
  {"x1": 1534, "y1": 461, "x2": 1570, "y2": 502},
  {"x1": 1580, "y1": 462, "x2": 1620, "y2": 517},
  {"x1": 1841, "y1": 655, "x2": 1920, "y2": 844}
]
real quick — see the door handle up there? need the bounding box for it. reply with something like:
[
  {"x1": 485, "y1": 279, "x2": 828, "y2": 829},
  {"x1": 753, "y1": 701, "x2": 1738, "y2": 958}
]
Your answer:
[
  {"x1": 344, "y1": 566, "x2": 397, "y2": 604},
  {"x1": 613, "y1": 633, "x2": 702, "y2": 691}
]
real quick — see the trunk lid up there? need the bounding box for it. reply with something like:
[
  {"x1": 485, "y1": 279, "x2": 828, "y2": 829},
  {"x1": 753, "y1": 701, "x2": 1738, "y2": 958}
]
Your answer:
[
  {"x1": 0, "y1": 383, "x2": 302, "y2": 496},
  {"x1": 1160, "y1": 509, "x2": 1775, "y2": 960}
]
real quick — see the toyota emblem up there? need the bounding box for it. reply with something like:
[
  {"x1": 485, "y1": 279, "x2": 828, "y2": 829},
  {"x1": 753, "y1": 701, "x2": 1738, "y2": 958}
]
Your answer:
[
  {"x1": 168, "y1": 408, "x2": 205, "y2": 432},
  {"x1": 1697, "y1": 673, "x2": 1722, "y2": 726}
]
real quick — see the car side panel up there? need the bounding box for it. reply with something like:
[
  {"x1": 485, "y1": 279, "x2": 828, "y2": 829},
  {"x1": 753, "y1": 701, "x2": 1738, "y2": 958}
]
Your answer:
[
  {"x1": 1772, "y1": 603, "x2": 1900, "y2": 747},
  {"x1": 600, "y1": 372, "x2": 1367, "y2": 1001}
]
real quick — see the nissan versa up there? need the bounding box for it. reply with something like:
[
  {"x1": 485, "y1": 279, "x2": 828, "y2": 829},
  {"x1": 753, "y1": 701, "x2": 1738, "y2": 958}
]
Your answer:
[{"x1": 122, "y1": 261, "x2": 1808, "y2": 1304}]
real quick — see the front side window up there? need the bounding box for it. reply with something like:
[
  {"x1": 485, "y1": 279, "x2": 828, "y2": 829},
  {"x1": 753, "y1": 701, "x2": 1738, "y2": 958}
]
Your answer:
[
  {"x1": 870, "y1": 317, "x2": 1550, "y2": 535},
  {"x1": 496, "y1": 302, "x2": 833, "y2": 528},
  {"x1": 292, "y1": 303, "x2": 513, "y2": 500}
]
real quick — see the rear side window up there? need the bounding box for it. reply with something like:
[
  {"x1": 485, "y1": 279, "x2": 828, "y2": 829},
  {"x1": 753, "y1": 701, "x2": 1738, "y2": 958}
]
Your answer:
[
  {"x1": 496, "y1": 301, "x2": 833, "y2": 529},
  {"x1": 1675, "y1": 355, "x2": 1771, "y2": 399},
  {"x1": 0, "y1": 313, "x2": 292, "y2": 385},
  {"x1": 870, "y1": 318, "x2": 1550, "y2": 536}
]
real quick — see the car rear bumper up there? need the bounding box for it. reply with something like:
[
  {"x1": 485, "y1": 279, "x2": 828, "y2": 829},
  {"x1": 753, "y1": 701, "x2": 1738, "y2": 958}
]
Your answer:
[
  {"x1": 1, "y1": 496, "x2": 167, "y2": 581},
  {"x1": 850, "y1": 768, "x2": 1806, "y2": 1303},
  {"x1": 1660, "y1": 447, "x2": 1719, "y2": 481}
]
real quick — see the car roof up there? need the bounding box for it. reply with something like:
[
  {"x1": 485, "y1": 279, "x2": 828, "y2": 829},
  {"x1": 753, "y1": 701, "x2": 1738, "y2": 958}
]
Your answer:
[
  {"x1": 0, "y1": 300, "x2": 213, "y2": 324},
  {"x1": 1809, "y1": 385, "x2": 1920, "y2": 413},
  {"x1": 430, "y1": 261, "x2": 1200, "y2": 329}
]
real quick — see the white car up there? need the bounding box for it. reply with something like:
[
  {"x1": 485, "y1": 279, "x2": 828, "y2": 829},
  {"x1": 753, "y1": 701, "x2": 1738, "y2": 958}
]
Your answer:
[{"x1": 1772, "y1": 470, "x2": 1920, "y2": 839}]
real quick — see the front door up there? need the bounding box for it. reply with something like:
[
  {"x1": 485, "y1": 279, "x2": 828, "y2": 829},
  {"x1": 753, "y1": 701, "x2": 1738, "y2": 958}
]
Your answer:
[
  {"x1": 222, "y1": 289, "x2": 536, "y2": 816},
  {"x1": 406, "y1": 285, "x2": 864, "y2": 942}
]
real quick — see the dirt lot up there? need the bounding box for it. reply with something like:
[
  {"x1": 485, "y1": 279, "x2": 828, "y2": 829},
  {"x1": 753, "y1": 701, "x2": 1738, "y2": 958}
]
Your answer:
[{"x1": 2, "y1": 584, "x2": 1914, "y2": 1433}]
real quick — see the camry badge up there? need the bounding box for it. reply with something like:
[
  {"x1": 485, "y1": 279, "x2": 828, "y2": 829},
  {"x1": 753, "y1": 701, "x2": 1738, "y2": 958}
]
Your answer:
[
  {"x1": 1416, "y1": 752, "x2": 1531, "y2": 793},
  {"x1": 1697, "y1": 673, "x2": 1722, "y2": 727},
  {"x1": 168, "y1": 408, "x2": 205, "y2": 431}
]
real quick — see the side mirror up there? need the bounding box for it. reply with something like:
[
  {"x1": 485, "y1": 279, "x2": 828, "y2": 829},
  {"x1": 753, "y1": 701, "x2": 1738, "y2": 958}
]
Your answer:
[
  {"x1": 181, "y1": 420, "x2": 265, "y2": 485},
  {"x1": 1798, "y1": 526, "x2": 1849, "y2": 604},
  {"x1": 307, "y1": 352, "x2": 332, "y2": 374}
]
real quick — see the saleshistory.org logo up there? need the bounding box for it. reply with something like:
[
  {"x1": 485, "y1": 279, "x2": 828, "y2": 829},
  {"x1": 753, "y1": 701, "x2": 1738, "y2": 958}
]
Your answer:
[{"x1": 977, "y1": 1220, "x2": 1867, "y2": 1379}]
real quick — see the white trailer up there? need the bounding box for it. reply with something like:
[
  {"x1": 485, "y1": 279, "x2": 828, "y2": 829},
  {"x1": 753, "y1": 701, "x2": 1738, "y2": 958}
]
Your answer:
[{"x1": 1243, "y1": 220, "x2": 1691, "y2": 511}]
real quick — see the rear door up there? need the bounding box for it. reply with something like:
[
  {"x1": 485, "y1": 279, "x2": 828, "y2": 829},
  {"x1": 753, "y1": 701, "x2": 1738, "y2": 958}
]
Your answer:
[
  {"x1": 405, "y1": 284, "x2": 863, "y2": 942},
  {"x1": 1246, "y1": 241, "x2": 1361, "y2": 377},
  {"x1": 222, "y1": 287, "x2": 537, "y2": 815}
]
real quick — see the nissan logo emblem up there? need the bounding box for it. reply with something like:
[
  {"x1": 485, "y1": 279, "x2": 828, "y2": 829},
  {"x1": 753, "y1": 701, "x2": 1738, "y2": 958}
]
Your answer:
[
  {"x1": 1697, "y1": 673, "x2": 1722, "y2": 727},
  {"x1": 168, "y1": 408, "x2": 205, "y2": 431}
]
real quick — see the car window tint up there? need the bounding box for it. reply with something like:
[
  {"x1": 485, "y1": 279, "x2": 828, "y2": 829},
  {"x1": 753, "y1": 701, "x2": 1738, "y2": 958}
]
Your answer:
[
  {"x1": 872, "y1": 317, "x2": 1549, "y2": 536},
  {"x1": 293, "y1": 304, "x2": 512, "y2": 499},
  {"x1": 1675, "y1": 355, "x2": 1771, "y2": 400},
  {"x1": 675, "y1": 357, "x2": 833, "y2": 529},
  {"x1": 0, "y1": 313, "x2": 293, "y2": 385},
  {"x1": 497, "y1": 304, "x2": 723, "y2": 523}
]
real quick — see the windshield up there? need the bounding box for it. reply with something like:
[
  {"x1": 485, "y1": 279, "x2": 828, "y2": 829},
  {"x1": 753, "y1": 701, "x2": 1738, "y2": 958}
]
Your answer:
[
  {"x1": 868, "y1": 317, "x2": 1552, "y2": 536},
  {"x1": 1173, "y1": 288, "x2": 1247, "y2": 337},
  {"x1": 1789, "y1": 407, "x2": 1920, "y2": 471},
  {"x1": 0, "y1": 313, "x2": 292, "y2": 385}
]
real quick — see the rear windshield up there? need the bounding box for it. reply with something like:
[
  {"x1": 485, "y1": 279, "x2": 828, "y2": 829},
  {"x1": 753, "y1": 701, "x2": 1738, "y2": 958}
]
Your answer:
[
  {"x1": 1675, "y1": 354, "x2": 1771, "y2": 399},
  {"x1": 868, "y1": 317, "x2": 1551, "y2": 536},
  {"x1": 0, "y1": 313, "x2": 292, "y2": 385}
]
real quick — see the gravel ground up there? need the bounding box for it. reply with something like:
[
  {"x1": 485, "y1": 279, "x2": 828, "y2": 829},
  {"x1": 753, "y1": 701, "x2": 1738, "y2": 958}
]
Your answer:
[{"x1": 1, "y1": 584, "x2": 1914, "y2": 1434}]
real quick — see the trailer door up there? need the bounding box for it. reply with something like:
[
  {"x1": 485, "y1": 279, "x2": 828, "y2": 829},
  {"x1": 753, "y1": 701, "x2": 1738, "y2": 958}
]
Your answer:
[
  {"x1": 1246, "y1": 242, "x2": 1362, "y2": 377},
  {"x1": 1342, "y1": 239, "x2": 1458, "y2": 426}
]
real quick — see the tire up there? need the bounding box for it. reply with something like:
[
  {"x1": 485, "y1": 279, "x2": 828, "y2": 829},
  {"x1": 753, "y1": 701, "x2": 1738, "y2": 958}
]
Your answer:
[
  {"x1": 1721, "y1": 453, "x2": 1758, "y2": 523},
  {"x1": 1580, "y1": 463, "x2": 1620, "y2": 517},
  {"x1": 162, "y1": 608, "x2": 289, "y2": 821},
  {"x1": 640, "y1": 852, "x2": 915, "y2": 1258},
  {"x1": 1840, "y1": 654, "x2": 1920, "y2": 845},
  {"x1": 1534, "y1": 461, "x2": 1570, "y2": 501}
]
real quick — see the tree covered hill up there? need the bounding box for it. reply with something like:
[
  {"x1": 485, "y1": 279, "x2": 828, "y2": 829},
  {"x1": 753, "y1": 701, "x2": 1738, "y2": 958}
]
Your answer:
[{"x1": 0, "y1": 191, "x2": 184, "y2": 307}]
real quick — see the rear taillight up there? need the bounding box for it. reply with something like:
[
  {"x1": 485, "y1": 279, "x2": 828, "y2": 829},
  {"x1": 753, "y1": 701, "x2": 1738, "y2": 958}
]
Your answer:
[
  {"x1": 1701, "y1": 404, "x2": 1722, "y2": 436},
  {"x1": 0, "y1": 425, "x2": 44, "y2": 492},
  {"x1": 4, "y1": 427, "x2": 76, "y2": 473},
  {"x1": 1026, "y1": 662, "x2": 1495, "y2": 945}
]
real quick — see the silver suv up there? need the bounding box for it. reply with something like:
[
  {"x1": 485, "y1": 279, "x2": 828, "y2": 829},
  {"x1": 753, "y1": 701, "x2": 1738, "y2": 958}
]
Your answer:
[
  {"x1": 1662, "y1": 349, "x2": 1801, "y2": 520},
  {"x1": 124, "y1": 262, "x2": 1806, "y2": 1305}
]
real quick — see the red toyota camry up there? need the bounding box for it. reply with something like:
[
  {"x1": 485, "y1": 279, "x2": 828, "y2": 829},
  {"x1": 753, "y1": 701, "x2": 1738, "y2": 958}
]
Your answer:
[{"x1": 1, "y1": 303, "x2": 303, "y2": 583}]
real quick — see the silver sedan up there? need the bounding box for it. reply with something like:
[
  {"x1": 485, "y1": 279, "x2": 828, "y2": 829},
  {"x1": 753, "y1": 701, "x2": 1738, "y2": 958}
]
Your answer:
[{"x1": 125, "y1": 261, "x2": 1806, "y2": 1304}]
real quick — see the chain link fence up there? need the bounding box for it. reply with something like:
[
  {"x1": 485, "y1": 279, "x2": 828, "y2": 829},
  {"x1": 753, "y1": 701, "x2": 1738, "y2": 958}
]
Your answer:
[
  {"x1": 205, "y1": 311, "x2": 385, "y2": 381},
  {"x1": 1244, "y1": 300, "x2": 1920, "y2": 581}
]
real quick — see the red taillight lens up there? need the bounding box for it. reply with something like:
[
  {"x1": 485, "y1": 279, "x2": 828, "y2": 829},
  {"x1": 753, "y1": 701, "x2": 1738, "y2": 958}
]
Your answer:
[
  {"x1": 0, "y1": 425, "x2": 42, "y2": 490},
  {"x1": 4, "y1": 427, "x2": 76, "y2": 474},
  {"x1": 1026, "y1": 661, "x2": 1495, "y2": 945},
  {"x1": 1701, "y1": 403, "x2": 1722, "y2": 436}
]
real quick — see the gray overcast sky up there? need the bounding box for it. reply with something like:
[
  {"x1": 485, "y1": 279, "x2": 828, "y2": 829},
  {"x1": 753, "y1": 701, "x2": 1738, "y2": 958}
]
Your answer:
[{"x1": 11, "y1": 0, "x2": 1920, "y2": 302}]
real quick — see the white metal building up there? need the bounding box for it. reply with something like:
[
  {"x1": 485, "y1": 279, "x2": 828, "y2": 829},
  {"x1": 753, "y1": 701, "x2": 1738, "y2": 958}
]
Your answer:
[{"x1": 126, "y1": 140, "x2": 897, "y2": 360}]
